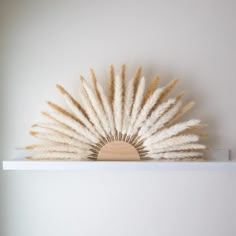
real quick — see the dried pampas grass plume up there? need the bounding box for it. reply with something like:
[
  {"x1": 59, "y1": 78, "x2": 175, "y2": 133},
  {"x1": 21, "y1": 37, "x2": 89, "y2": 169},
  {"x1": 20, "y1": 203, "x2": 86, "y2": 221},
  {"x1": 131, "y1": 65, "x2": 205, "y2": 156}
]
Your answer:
[{"x1": 26, "y1": 65, "x2": 207, "y2": 161}]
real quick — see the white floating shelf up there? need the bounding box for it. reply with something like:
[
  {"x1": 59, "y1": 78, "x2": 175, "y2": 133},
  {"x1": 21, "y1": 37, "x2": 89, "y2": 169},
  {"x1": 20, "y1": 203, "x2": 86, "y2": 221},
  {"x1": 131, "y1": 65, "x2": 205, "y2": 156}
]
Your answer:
[
  {"x1": 2, "y1": 149, "x2": 235, "y2": 171},
  {"x1": 2, "y1": 158, "x2": 236, "y2": 171}
]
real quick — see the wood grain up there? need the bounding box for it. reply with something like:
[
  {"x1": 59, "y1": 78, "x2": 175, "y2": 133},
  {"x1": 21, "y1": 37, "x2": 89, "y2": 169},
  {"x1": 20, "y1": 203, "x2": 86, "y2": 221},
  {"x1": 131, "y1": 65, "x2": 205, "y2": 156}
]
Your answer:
[{"x1": 97, "y1": 141, "x2": 140, "y2": 161}]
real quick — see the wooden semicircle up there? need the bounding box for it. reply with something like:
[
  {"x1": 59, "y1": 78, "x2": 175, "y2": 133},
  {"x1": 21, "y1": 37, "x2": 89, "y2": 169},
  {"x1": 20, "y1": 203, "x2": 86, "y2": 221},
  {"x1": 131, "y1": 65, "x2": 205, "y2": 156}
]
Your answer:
[{"x1": 97, "y1": 141, "x2": 140, "y2": 161}]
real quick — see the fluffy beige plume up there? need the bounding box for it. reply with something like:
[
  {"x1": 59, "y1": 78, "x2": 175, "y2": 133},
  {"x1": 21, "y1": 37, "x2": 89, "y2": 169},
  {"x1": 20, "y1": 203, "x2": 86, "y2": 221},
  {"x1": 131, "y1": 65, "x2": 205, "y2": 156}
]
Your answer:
[
  {"x1": 47, "y1": 101, "x2": 80, "y2": 123},
  {"x1": 56, "y1": 84, "x2": 87, "y2": 117},
  {"x1": 168, "y1": 101, "x2": 195, "y2": 125},
  {"x1": 30, "y1": 131, "x2": 90, "y2": 149},
  {"x1": 96, "y1": 82, "x2": 116, "y2": 136},
  {"x1": 122, "y1": 78, "x2": 134, "y2": 134},
  {"x1": 132, "y1": 88, "x2": 164, "y2": 134},
  {"x1": 80, "y1": 77, "x2": 110, "y2": 135},
  {"x1": 27, "y1": 152, "x2": 88, "y2": 160},
  {"x1": 175, "y1": 91, "x2": 185, "y2": 102},
  {"x1": 41, "y1": 111, "x2": 86, "y2": 136},
  {"x1": 146, "y1": 119, "x2": 201, "y2": 145},
  {"x1": 144, "y1": 134, "x2": 200, "y2": 149},
  {"x1": 126, "y1": 76, "x2": 146, "y2": 136},
  {"x1": 144, "y1": 101, "x2": 182, "y2": 138},
  {"x1": 139, "y1": 98, "x2": 177, "y2": 136},
  {"x1": 176, "y1": 123, "x2": 208, "y2": 135},
  {"x1": 42, "y1": 109, "x2": 98, "y2": 143},
  {"x1": 158, "y1": 79, "x2": 178, "y2": 102},
  {"x1": 80, "y1": 76, "x2": 107, "y2": 138},
  {"x1": 56, "y1": 85, "x2": 84, "y2": 118},
  {"x1": 150, "y1": 79, "x2": 178, "y2": 113},
  {"x1": 151, "y1": 151, "x2": 203, "y2": 160},
  {"x1": 148, "y1": 143, "x2": 206, "y2": 154},
  {"x1": 122, "y1": 67, "x2": 142, "y2": 135},
  {"x1": 25, "y1": 144, "x2": 91, "y2": 154},
  {"x1": 90, "y1": 68, "x2": 116, "y2": 135},
  {"x1": 46, "y1": 101, "x2": 99, "y2": 142},
  {"x1": 113, "y1": 75, "x2": 123, "y2": 133},
  {"x1": 32, "y1": 123, "x2": 91, "y2": 144},
  {"x1": 90, "y1": 68, "x2": 102, "y2": 105},
  {"x1": 142, "y1": 75, "x2": 160, "y2": 106},
  {"x1": 55, "y1": 86, "x2": 100, "y2": 137},
  {"x1": 133, "y1": 67, "x2": 142, "y2": 94},
  {"x1": 120, "y1": 64, "x2": 126, "y2": 80}
]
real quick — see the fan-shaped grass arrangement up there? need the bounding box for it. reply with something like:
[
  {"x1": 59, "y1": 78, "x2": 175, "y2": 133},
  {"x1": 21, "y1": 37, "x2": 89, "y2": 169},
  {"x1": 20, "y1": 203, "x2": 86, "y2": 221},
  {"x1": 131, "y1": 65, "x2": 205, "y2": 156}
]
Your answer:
[{"x1": 26, "y1": 65, "x2": 207, "y2": 161}]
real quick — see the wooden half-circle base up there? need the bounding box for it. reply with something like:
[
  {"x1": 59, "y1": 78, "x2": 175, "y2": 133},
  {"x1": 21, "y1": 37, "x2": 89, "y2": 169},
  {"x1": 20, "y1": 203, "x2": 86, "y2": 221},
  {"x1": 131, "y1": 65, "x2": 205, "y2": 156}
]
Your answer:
[{"x1": 97, "y1": 141, "x2": 140, "y2": 161}]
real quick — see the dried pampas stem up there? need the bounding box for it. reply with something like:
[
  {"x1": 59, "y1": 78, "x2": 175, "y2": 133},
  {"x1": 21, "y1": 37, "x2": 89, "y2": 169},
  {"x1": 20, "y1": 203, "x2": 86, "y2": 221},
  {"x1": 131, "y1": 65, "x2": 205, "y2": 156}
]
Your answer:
[
  {"x1": 143, "y1": 100, "x2": 182, "y2": 138},
  {"x1": 96, "y1": 82, "x2": 116, "y2": 136},
  {"x1": 90, "y1": 68, "x2": 103, "y2": 106},
  {"x1": 149, "y1": 143, "x2": 206, "y2": 154},
  {"x1": 28, "y1": 152, "x2": 88, "y2": 160},
  {"x1": 145, "y1": 134, "x2": 200, "y2": 149},
  {"x1": 32, "y1": 123, "x2": 91, "y2": 144},
  {"x1": 81, "y1": 77, "x2": 110, "y2": 136},
  {"x1": 25, "y1": 144, "x2": 91, "y2": 154},
  {"x1": 138, "y1": 98, "x2": 176, "y2": 136},
  {"x1": 150, "y1": 79, "x2": 178, "y2": 113},
  {"x1": 142, "y1": 75, "x2": 160, "y2": 105},
  {"x1": 56, "y1": 85, "x2": 99, "y2": 137},
  {"x1": 109, "y1": 64, "x2": 115, "y2": 105},
  {"x1": 169, "y1": 101, "x2": 195, "y2": 125},
  {"x1": 56, "y1": 84, "x2": 87, "y2": 118},
  {"x1": 126, "y1": 76, "x2": 146, "y2": 136},
  {"x1": 150, "y1": 151, "x2": 203, "y2": 160},
  {"x1": 146, "y1": 119, "x2": 201, "y2": 145},
  {"x1": 133, "y1": 87, "x2": 163, "y2": 134},
  {"x1": 30, "y1": 131, "x2": 90, "y2": 149},
  {"x1": 80, "y1": 76, "x2": 107, "y2": 139},
  {"x1": 113, "y1": 75, "x2": 123, "y2": 133}
]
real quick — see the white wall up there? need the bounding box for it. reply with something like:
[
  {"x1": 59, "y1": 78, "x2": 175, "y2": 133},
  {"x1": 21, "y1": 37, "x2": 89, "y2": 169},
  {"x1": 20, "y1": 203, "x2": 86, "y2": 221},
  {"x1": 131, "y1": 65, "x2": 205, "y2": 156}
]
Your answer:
[{"x1": 1, "y1": 0, "x2": 236, "y2": 235}]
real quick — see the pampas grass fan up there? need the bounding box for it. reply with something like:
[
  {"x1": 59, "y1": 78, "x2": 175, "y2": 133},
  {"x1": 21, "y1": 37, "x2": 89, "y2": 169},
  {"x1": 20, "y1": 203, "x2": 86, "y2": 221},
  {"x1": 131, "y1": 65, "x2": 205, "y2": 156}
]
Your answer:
[{"x1": 26, "y1": 65, "x2": 207, "y2": 161}]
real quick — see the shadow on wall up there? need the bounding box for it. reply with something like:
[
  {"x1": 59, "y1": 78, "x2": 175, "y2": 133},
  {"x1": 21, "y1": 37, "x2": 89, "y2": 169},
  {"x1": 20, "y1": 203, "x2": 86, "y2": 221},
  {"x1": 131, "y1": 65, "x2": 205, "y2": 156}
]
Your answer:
[
  {"x1": 0, "y1": 61, "x2": 7, "y2": 236},
  {"x1": 0, "y1": 11, "x2": 8, "y2": 232}
]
